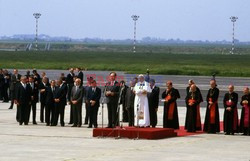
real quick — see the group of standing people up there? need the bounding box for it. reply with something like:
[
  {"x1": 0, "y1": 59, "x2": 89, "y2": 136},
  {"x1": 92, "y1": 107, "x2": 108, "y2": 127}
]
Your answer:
[
  {"x1": 121, "y1": 76, "x2": 250, "y2": 136},
  {"x1": 1, "y1": 69, "x2": 249, "y2": 135}
]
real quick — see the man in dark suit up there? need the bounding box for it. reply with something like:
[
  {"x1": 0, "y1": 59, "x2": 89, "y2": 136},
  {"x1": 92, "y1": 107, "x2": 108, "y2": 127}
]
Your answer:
[
  {"x1": 125, "y1": 80, "x2": 136, "y2": 126},
  {"x1": 9, "y1": 69, "x2": 21, "y2": 110},
  {"x1": 53, "y1": 79, "x2": 67, "y2": 126},
  {"x1": 148, "y1": 79, "x2": 160, "y2": 128},
  {"x1": 66, "y1": 68, "x2": 75, "y2": 124},
  {"x1": 75, "y1": 67, "x2": 84, "y2": 86},
  {"x1": 15, "y1": 76, "x2": 32, "y2": 125},
  {"x1": 70, "y1": 78, "x2": 84, "y2": 127},
  {"x1": 45, "y1": 80, "x2": 57, "y2": 126},
  {"x1": 27, "y1": 76, "x2": 39, "y2": 124},
  {"x1": 119, "y1": 80, "x2": 128, "y2": 122},
  {"x1": 39, "y1": 77, "x2": 50, "y2": 123},
  {"x1": 84, "y1": 76, "x2": 93, "y2": 125},
  {"x1": 105, "y1": 72, "x2": 120, "y2": 128},
  {"x1": 32, "y1": 69, "x2": 41, "y2": 85},
  {"x1": 87, "y1": 80, "x2": 101, "y2": 128}
]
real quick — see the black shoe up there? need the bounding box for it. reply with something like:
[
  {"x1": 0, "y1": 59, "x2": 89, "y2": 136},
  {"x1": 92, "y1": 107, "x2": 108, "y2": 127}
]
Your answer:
[
  {"x1": 19, "y1": 122, "x2": 23, "y2": 125},
  {"x1": 46, "y1": 124, "x2": 50, "y2": 126},
  {"x1": 71, "y1": 125, "x2": 77, "y2": 127},
  {"x1": 88, "y1": 126, "x2": 92, "y2": 128},
  {"x1": 8, "y1": 107, "x2": 13, "y2": 109},
  {"x1": 84, "y1": 122, "x2": 88, "y2": 125},
  {"x1": 33, "y1": 122, "x2": 37, "y2": 125},
  {"x1": 68, "y1": 122, "x2": 73, "y2": 125},
  {"x1": 24, "y1": 123, "x2": 28, "y2": 125}
]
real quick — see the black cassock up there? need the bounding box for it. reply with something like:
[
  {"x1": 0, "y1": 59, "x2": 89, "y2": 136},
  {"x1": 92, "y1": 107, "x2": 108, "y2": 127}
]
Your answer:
[
  {"x1": 185, "y1": 90, "x2": 202, "y2": 132},
  {"x1": 223, "y1": 92, "x2": 239, "y2": 134},
  {"x1": 203, "y1": 87, "x2": 220, "y2": 133},
  {"x1": 185, "y1": 86, "x2": 203, "y2": 130},
  {"x1": 162, "y1": 88, "x2": 180, "y2": 129},
  {"x1": 240, "y1": 94, "x2": 250, "y2": 135}
]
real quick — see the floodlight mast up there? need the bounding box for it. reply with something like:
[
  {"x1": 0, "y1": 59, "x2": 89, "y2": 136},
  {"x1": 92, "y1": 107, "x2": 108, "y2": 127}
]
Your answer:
[
  {"x1": 33, "y1": 13, "x2": 41, "y2": 51},
  {"x1": 230, "y1": 16, "x2": 238, "y2": 54},
  {"x1": 131, "y1": 15, "x2": 139, "y2": 53}
]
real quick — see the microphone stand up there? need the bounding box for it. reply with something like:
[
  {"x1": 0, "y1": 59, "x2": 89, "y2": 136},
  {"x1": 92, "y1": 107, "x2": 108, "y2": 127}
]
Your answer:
[{"x1": 98, "y1": 84, "x2": 107, "y2": 139}]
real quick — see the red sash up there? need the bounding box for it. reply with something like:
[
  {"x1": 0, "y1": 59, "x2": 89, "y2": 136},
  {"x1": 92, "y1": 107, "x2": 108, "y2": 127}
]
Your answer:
[
  {"x1": 209, "y1": 98, "x2": 217, "y2": 124},
  {"x1": 233, "y1": 107, "x2": 238, "y2": 130},
  {"x1": 243, "y1": 105, "x2": 250, "y2": 128},
  {"x1": 188, "y1": 99, "x2": 196, "y2": 104},
  {"x1": 226, "y1": 100, "x2": 234, "y2": 107},
  {"x1": 166, "y1": 95, "x2": 175, "y2": 120}
]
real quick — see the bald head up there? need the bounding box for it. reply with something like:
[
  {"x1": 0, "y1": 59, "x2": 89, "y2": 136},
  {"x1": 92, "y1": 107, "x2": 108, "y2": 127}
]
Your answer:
[
  {"x1": 20, "y1": 76, "x2": 27, "y2": 84},
  {"x1": 243, "y1": 87, "x2": 249, "y2": 95},
  {"x1": 166, "y1": 81, "x2": 173, "y2": 89},
  {"x1": 190, "y1": 84, "x2": 196, "y2": 92},
  {"x1": 210, "y1": 80, "x2": 216, "y2": 88},
  {"x1": 75, "y1": 78, "x2": 81, "y2": 86},
  {"x1": 228, "y1": 85, "x2": 234, "y2": 93}
]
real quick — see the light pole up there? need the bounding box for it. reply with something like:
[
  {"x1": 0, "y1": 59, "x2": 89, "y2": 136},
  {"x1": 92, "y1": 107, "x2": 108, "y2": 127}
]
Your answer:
[
  {"x1": 33, "y1": 13, "x2": 41, "y2": 51},
  {"x1": 131, "y1": 15, "x2": 139, "y2": 53},
  {"x1": 230, "y1": 16, "x2": 238, "y2": 54}
]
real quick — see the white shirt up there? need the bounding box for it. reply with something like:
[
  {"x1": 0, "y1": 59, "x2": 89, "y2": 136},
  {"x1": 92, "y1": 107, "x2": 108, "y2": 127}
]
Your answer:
[{"x1": 21, "y1": 82, "x2": 26, "y2": 89}]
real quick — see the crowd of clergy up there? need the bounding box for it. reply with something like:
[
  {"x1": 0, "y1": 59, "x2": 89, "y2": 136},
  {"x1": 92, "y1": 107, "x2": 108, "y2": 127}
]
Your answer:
[{"x1": 0, "y1": 68, "x2": 249, "y2": 136}]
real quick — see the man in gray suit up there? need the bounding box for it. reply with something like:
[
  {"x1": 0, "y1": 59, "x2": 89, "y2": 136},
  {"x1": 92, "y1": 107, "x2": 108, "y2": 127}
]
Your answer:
[
  {"x1": 9, "y1": 69, "x2": 21, "y2": 110},
  {"x1": 70, "y1": 78, "x2": 84, "y2": 127}
]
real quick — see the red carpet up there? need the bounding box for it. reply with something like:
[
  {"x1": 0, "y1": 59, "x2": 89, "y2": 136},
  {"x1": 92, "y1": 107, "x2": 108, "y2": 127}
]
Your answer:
[
  {"x1": 93, "y1": 122, "x2": 225, "y2": 139},
  {"x1": 93, "y1": 127, "x2": 177, "y2": 140},
  {"x1": 176, "y1": 122, "x2": 224, "y2": 137}
]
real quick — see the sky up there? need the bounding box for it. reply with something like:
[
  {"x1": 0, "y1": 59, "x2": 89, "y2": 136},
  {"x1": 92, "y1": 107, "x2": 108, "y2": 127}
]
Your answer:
[{"x1": 0, "y1": 0, "x2": 249, "y2": 41}]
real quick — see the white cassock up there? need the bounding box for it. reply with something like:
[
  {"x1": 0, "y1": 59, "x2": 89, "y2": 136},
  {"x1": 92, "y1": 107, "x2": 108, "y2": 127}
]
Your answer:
[{"x1": 133, "y1": 81, "x2": 152, "y2": 127}]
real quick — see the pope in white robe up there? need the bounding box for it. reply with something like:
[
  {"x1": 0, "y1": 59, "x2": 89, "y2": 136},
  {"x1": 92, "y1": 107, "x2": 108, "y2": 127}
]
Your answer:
[{"x1": 133, "y1": 75, "x2": 152, "y2": 127}]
